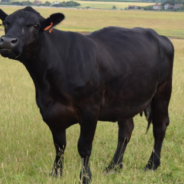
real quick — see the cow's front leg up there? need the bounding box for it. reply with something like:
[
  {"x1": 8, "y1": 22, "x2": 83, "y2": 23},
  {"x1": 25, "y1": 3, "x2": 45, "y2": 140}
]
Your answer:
[
  {"x1": 78, "y1": 114, "x2": 98, "y2": 184},
  {"x1": 50, "y1": 129, "x2": 66, "y2": 177}
]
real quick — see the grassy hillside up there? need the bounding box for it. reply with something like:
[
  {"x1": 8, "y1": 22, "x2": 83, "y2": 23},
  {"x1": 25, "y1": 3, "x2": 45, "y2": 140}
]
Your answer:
[{"x1": 1, "y1": 7, "x2": 183, "y2": 38}]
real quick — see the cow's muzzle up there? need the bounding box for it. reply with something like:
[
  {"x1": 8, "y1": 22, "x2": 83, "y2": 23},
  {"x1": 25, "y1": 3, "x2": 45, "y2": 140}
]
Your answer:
[{"x1": 0, "y1": 36, "x2": 21, "y2": 59}]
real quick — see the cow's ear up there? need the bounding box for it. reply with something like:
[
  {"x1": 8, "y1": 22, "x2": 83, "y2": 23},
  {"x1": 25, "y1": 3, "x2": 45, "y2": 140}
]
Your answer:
[
  {"x1": 41, "y1": 13, "x2": 65, "y2": 31},
  {"x1": 0, "y1": 9, "x2": 8, "y2": 21}
]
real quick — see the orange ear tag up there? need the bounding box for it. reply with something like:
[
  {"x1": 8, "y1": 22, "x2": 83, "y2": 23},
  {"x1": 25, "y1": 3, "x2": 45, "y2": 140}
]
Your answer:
[
  {"x1": 44, "y1": 22, "x2": 53, "y2": 33},
  {"x1": 49, "y1": 28, "x2": 53, "y2": 33}
]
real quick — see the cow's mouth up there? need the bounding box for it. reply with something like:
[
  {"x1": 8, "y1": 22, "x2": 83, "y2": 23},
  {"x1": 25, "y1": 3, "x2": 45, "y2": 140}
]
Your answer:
[{"x1": 0, "y1": 49, "x2": 21, "y2": 59}]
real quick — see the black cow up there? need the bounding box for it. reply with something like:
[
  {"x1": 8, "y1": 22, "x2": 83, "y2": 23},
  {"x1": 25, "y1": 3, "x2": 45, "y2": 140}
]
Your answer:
[{"x1": 0, "y1": 7, "x2": 174, "y2": 184}]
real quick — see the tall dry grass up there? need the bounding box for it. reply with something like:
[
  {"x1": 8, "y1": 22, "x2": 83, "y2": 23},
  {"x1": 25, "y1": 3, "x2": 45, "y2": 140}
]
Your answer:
[{"x1": 0, "y1": 6, "x2": 184, "y2": 184}]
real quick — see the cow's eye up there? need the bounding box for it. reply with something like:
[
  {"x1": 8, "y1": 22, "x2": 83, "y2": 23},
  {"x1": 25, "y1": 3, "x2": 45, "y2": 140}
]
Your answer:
[
  {"x1": 33, "y1": 24, "x2": 39, "y2": 29},
  {"x1": 26, "y1": 24, "x2": 39, "y2": 28}
]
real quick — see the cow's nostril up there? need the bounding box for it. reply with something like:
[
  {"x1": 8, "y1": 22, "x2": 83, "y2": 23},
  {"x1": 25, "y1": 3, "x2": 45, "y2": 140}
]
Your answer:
[{"x1": 11, "y1": 38, "x2": 18, "y2": 44}]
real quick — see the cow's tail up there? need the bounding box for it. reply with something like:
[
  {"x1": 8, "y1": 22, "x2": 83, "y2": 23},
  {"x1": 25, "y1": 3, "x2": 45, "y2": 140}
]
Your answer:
[
  {"x1": 144, "y1": 103, "x2": 152, "y2": 133},
  {"x1": 140, "y1": 103, "x2": 152, "y2": 133}
]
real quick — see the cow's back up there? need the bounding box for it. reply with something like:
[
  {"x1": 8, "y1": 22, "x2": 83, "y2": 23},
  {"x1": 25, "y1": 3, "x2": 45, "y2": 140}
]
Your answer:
[
  {"x1": 88, "y1": 27, "x2": 173, "y2": 85},
  {"x1": 87, "y1": 27, "x2": 174, "y2": 120}
]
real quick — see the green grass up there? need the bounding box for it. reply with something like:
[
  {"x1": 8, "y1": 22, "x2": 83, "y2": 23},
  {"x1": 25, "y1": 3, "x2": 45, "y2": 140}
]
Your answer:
[{"x1": 0, "y1": 7, "x2": 184, "y2": 184}]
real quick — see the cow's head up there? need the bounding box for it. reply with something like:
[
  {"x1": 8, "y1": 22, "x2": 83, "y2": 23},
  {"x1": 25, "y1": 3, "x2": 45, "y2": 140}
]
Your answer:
[{"x1": 0, "y1": 7, "x2": 64, "y2": 60}]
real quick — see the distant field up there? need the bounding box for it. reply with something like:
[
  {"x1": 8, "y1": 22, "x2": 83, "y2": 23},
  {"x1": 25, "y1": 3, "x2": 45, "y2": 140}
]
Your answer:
[
  {"x1": 74, "y1": 1, "x2": 155, "y2": 9},
  {"x1": 0, "y1": 6, "x2": 184, "y2": 38},
  {"x1": 7, "y1": 0, "x2": 155, "y2": 9}
]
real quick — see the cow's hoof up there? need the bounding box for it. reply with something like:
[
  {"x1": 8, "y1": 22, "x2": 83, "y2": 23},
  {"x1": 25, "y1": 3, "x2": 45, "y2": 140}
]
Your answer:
[
  {"x1": 79, "y1": 178, "x2": 91, "y2": 184},
  {"x1": 144, "y1": 162, "x2": 160, "y2": 171},
  {"x1": 49, "y1": 172, "x2": 57, "y2": 177},
  {"x1": 79, "y1": 181, "x2": 90, "y2": 184},
  {"x1": 49, "y1": 171, "x2": 62, "y2": 178},
  {"x1": 105, "y1": 163, "x2": 122, "y2": 173},
  {"x1": 49, "y1": 172, "x2": 59, "y2": 177}
]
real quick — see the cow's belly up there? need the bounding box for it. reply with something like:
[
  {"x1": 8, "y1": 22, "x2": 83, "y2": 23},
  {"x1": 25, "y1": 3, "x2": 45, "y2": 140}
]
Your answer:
[
  {"x1": 99, "y1": 100, "x2": 150, "y2": 122},
  {"x1": 99, "y1": 79, "x2": 157, "y2": 121}
]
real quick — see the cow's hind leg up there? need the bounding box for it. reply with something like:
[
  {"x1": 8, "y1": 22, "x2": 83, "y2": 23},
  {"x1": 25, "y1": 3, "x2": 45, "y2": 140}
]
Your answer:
[
  {"x1": 145, "y1": 81, "x2": 171, "y2": 170},
  {"x1": 106, "y1": 118, "x2": 134, "y2": 172},
  {"x1": 50, "y1": 129, "x2": 66, "y2": 177}
]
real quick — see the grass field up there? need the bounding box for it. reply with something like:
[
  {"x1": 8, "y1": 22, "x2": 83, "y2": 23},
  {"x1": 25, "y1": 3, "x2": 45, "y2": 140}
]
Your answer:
[
  {"x1": 0, "y1": 6, "x2": 184, "y2": 184},
  {"x1": 74, "y1": 1, "x2": 155, "y2": 9},
  {"x1": 1, "y1": 7, "x2": 184, "y2": 38}
]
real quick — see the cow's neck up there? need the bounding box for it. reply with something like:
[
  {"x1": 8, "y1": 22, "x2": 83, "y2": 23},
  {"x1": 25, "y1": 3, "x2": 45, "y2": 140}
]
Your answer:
[{"x1": 21, "y1": 30, "x2": 68, "y2": 91}]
